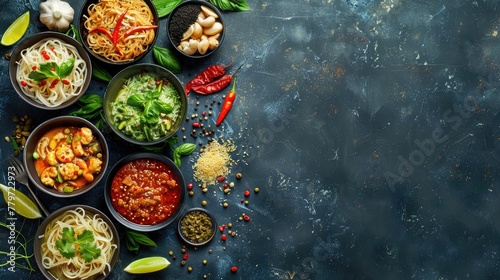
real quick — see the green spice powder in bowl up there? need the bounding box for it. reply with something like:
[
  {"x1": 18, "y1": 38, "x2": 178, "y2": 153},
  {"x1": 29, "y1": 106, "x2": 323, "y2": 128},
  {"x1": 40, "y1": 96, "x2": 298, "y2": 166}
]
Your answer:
[{"x1": 178, "y1": 208, "x2": 217, "y2": 246}]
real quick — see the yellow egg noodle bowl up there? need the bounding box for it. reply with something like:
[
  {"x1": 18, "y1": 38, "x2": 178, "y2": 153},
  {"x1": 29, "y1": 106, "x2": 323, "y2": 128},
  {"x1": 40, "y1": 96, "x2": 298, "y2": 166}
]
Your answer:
[
  {"x1": 84, "y1": 0, "x2": 156, "y2": 62},
  {"x1": 40, "y1": 207, "x2": 117, "y2": 280},
  {"x1": 16, "y1": 38, "x2": 87, "y2": 107}
]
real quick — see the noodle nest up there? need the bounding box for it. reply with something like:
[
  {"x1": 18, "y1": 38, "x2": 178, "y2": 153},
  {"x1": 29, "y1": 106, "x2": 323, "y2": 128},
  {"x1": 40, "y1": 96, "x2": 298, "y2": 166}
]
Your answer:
[
  {"x1": 15, "y1": 38, "x2": 88, "y2": 108},
  {"x1": 83, "y1": 0, "x2": 157, "y2": 63},
  {"x1": 37, "y1": 206, "x2": 118, "y2": 280}
]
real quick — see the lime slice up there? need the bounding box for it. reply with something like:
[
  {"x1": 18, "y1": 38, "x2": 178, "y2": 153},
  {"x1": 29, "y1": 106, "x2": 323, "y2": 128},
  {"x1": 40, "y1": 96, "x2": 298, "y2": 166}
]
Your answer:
[
  {"x1": 1, "y1": 11, "x2": 30, "y2": 46},
  {"x1": 124, "y1": 256, "x2": 171, "y2": 274},
  {"x1": 0, "y1": 183, "x2": 42, "y2": 219}
]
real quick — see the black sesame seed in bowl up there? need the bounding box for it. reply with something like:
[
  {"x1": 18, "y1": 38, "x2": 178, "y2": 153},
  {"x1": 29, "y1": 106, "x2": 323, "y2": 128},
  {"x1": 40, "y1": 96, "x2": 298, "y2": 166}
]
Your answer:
[{"x1": 167, "y1": 0, "x2": 225, "y2": 59}]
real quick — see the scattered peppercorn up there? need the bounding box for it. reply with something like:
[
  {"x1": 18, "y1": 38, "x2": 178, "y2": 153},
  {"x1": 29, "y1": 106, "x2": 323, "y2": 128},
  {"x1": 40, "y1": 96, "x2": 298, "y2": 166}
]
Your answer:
[
  {"x1": 231, "y1": 266, "x2": 238, "y2": 273},
  {"x1": 235, "y1": 172, "x2": 242, "y2": 179},
  {"x1": 244, "y1": 190, "x2": 250, "y2": 197},
  {"x1": 221, "y1": 234, "x2": 227, "y2": 241},
  {"x1": 254, "y1": 187, "x2": 260, "y2": 193}
]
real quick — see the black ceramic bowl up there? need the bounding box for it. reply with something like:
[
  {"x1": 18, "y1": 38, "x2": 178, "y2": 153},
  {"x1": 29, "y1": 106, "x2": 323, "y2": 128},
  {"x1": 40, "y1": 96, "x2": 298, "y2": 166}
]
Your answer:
[
  {"x1": 104, "y1": 153, "x2": 186, "y2": 232},
  {"x1": 167, "y1": 0, "x2": 225, "y2": 59},
  {"x1": 78, "y1": 0, "x2": 159, "y2": 66},
  {"x1": 8, "y1": 32, "x2": 92, "y2": 110},
  {"x1": 23, "y1": 116, "x2": 109, "y2": 198},
  {"x1": 177, "y1": 207, "x2": 217, "y2": 246},
  {"x1": 34, "y1": 205, "x2": 119, "y2": 280},
  {"x1": 103, "y1": 63, "x2": 187, "y2": 145}
]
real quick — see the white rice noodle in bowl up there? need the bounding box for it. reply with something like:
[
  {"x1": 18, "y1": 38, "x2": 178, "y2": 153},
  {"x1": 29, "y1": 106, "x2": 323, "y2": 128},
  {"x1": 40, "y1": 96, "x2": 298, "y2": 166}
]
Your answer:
[
  {"x1": 39, "y1": 206, "x2": 117, "y2": 280},
  {"x1": 15, "y1": 38, "x2": 88, "y2": 107}
]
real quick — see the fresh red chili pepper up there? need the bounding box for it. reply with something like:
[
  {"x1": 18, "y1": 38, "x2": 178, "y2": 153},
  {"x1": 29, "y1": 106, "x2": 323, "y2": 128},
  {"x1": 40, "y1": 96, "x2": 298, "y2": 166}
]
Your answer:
[
  {"x1": 184, "y1": 58, "x2": 234, "y2": 95},
  {"x1": 49, "y1": 79, "x2": 59, "y2": 89},
  {"x1": 192, "y1": 63, "x2": 243, "y2": 95},
  {"x1": 88, "y1": 27, "x2": 114, "y2": 41},
  {"x1": 123, "y1": 25, "x2": 158, "y2": 38},
  {"x1": 113, "y1": 9, "x2": 128, "y2": 43},
  {"x1": 215, "y1": 78, "x2": 237, "y2": 126}
]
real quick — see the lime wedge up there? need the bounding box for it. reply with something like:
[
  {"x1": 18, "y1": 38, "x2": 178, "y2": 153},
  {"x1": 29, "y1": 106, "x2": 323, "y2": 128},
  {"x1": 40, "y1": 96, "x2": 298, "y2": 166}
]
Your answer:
[
  {"x1": 0, "y1": 183, "x2": 42, "y2": 219},
  {"x1": 1, "y1": 11, "x2": 30, "y2": 46},
  {"x1": 124, "y1": 256, "x2": 171, "y2": 274}
]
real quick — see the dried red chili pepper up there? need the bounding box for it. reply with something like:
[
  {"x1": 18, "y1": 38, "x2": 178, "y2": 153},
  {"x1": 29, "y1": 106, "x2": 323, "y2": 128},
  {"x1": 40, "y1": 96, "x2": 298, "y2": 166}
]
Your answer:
[
  {"x1": 184, "y1": 58, "x2": 234, "y2": 95},
  {"x1": 192, "y1": 64, "x2": 243, "y2": 95},
  {"x1": 216, "y1": 78, "x2": 237, "y2": 126}
]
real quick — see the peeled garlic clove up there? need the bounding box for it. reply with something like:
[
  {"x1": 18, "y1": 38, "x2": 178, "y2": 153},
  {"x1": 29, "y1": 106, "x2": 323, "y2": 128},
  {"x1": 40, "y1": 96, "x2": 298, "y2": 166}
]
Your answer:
[
  {"x1": 182, "y1": 39, "x2": 199, "y2": 55},
  {"x1": 208, "y1": 33, "x2": 220, "y2": 41},
  {"x1": 201, "y1": 5, "x2": 218, "y2": 19},
  {"x1": 198, "y1": 11, "x2": 206, "y2": 20},
  {"x1": 198, "y1": 38, "x2": 209, "y2": 55},
  {"x1": 191, "y1": 22, "x2": 203, "y2": 39},
  {"x1": 208, "y1": 38, "x2": 219, "y2": 50},
  {"x1": 204, "y1": 22, "x2": 223, "y2": 36},
  {"x1": 197, "y1": 16, "x2": 215, "y2": 28},
  {"x1": 182, "y1": 24, "x2": 194, "y2": 41}
]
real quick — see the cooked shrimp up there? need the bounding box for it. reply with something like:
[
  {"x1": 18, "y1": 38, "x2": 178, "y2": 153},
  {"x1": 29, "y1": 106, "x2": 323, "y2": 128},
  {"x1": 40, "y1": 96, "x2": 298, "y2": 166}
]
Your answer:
[
  {"x1": 73, "y1": 158, "x2": 95, "y2": 182},
  {"x1": 72, "y1": 132, "x2": 88, "y2": 157},
  {"x1": 45, "y1": 151, "x2": 58, "y2": 166},
  {"x1": 40, "y1": 166, "x2": 58, "y2": 187},
  {"x1": 57, "y1": 163, "x2": 79, "y2": 181},
  {"x1": 55, "y1": 143, "x2": 75, "y2": 163}
]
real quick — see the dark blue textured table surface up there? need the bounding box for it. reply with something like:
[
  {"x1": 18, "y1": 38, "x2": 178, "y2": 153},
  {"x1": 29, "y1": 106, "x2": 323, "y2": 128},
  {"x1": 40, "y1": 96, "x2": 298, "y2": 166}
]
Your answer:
[{"x1": 1, "y1": 0, "x2": 500, "y2": 279}]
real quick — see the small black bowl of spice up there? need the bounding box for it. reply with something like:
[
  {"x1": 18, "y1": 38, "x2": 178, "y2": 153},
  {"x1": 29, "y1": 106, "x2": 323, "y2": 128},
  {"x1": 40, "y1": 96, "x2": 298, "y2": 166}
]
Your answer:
[
  {"x1": 167, "y1": 0, "x2": 225, "y2": 59},
  {"x1": 178, "y1": 208, "x2": 217, "y2": 246}
]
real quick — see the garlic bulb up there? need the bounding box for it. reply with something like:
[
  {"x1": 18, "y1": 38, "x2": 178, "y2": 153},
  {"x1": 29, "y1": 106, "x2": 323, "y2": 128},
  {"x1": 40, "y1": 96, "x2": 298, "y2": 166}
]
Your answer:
[{"x1": 39, "y1": 0, "x2": 74, "y2": 32}]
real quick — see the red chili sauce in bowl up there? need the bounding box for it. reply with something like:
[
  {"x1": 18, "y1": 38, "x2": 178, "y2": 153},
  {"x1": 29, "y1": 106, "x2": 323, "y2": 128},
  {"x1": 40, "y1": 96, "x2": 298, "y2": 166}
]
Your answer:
[{"x1": 110, "y1": 158, "x2": 182, "y2": 225}]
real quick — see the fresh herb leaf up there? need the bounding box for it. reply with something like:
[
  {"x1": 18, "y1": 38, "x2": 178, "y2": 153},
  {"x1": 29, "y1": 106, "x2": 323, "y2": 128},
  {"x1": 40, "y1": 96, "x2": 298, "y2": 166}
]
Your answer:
[
  {"x1": 69, "y1": 94, "x2": 103, "y2": 121},
  {"x1": 92, "y1": 62, "x2": 112, "y2": 82},
  {"x1": 152, "y1": 0, "x2": 182, "y2": 17},
  {"x1": 173, "y1": 151, "x2": 181, "y2": 167},
  {"x1": 175, "y1": 143, "x2": 196, "y2": 155},
  {"x1": 57, "y1": 58, "x2": 75, "y2": 77},
  {"x1": 55, "y1": 227, "x2": 102, "y2": 262},
  {"x1": 79, "y1": 242, "x2": 101, "y2": 262},
  {"x1": 127, "y1": 94, "x2": 147, "y2": 107},
  {"x1": 209, "y1": 0, "x2": 251, "y2": 11},
  {"x1": 126, "y1": 230, "x2": 157, "y2": 247},
  {"x1": 28, "y1": 59, "x2": 75, "y2": 82},
  {"x1": 153, "y1": 46, "x2": 182, "y2": 73}
]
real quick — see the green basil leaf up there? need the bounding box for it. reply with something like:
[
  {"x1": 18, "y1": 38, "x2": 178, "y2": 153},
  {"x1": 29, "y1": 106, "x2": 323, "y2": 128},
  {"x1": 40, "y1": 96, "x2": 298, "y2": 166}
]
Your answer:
[
  {"x1": 145, "y1": 89, "x2": 161, "y2": 100},
  {"x1": 153, "y1": 46, "x2": 182, "y2": 73},
  {"x1": 143, "y1": 100, "x2": 160, "y2": 124},
  {"x1": 175, "y1": 143, "x2": 196, "y2": 155},
  {"x1": 28, "y1": 71, "x2": 49, "y2": 82},
  {"x1": 126, "y1": 231, "x2": 157, "y2": 247},
  {"x1": 58, "y1": 58, "x2": 75, "y2": 78},
  {"x1": 127, "y1": 94, "x2": 146, "y2": 107},
  {"x1": 92, "y1": 62, "x2": 112, "y2": 82},
  {"x1": 173, "y1": 151, "x2": 181, "y2": 167},
  {"x1": 69, "y1": 103, "x2": 103, "y2": 119},
  {"x1": 209, "y1": 0, "x2": 250, "y2": 11},
  {"x1": 78, "y1": 93, "x2": 102, "y2": 104},
  {"x1": 152, "y1": 0, "x2": 182, "y2": 17},
  {"x1": 151, "y1": 100, "x2": 172, "y2": 114}
]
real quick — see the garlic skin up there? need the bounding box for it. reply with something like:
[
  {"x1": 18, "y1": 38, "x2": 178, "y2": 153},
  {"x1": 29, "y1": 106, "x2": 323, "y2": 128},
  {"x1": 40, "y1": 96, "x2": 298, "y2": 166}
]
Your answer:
[{"x1": 39, "y1": 0, "x2": 74, "y2": 32}]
